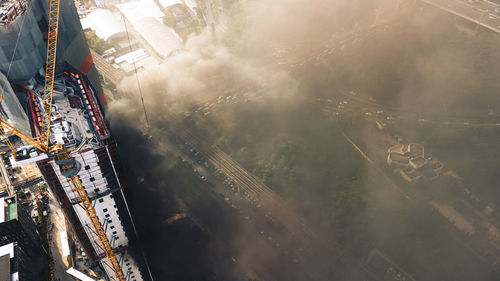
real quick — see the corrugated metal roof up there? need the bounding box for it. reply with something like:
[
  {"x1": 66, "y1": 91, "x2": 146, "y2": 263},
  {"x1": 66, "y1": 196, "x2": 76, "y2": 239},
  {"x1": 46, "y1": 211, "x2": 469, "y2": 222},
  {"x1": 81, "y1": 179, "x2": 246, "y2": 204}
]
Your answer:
[
  {"x1": 116, "y1": 0, "x2": 164, "y2": 23},
  {"x1": 81, "y1": 9, "x2": 126, "y2": 41},
  {"x1": 134, "y1": 17, "x2": 183, "y2": 58},
  {"x1": 115, "y1": 0, "x2": 184, "y2": 58},
  {"x1": 159, "y1": 0, "x2": 182, "y2": 7}
]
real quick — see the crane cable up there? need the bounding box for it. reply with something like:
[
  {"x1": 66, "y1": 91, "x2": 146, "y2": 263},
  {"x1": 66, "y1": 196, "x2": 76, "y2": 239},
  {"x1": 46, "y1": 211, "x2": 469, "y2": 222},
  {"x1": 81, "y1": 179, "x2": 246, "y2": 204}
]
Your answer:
[
  {"x1": 118, "y1": 0, "x2": 150, "y2": 128},
  {"x1": 116, "y1": 3, "x2": 155, "y2": 281}
]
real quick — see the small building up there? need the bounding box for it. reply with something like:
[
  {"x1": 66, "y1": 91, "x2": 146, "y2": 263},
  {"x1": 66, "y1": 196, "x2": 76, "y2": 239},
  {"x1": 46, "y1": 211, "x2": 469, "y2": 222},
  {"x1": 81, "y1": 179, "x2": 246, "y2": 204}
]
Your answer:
[
  {"x1": 409, "y1": 157, "x2": 427, "y2": 169},
  {"x1": 408, "y1": 143, "x2": 424, "y2": 158},
  {"x1": 160, "y1": 0, "x2": 200, "y2": 39},
  {"x1": 113, "y1": 49, "x2": 159, "y2": 74},
  {"x1": 388, "y1": 143, "x2": 444, "y2": 183},
  {"x1": 387, "y1": 152, "x2": 410, "y2": 167},
  {"x1": 387, "y1": 143, "x2": 406, "y2": 154},
  {"x1": 116, "y1": 0, "x2": 184, "y2": 59}
]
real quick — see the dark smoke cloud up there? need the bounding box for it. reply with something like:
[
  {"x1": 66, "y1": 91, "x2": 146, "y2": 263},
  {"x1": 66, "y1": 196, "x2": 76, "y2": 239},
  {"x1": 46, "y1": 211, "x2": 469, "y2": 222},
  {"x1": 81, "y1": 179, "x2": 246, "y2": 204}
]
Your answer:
[{"x1": 108, "y1": 0, "x2": 500, "y2": 280}]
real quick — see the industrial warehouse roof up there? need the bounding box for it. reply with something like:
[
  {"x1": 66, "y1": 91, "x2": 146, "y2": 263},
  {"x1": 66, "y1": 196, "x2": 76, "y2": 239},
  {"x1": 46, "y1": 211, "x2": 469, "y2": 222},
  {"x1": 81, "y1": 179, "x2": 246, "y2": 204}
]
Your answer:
[
  {"x1": 116, "y1": 0, "x2": 164, "y2": 23},
  {"x1": 116, "y1": 0, "x2": 182, "y2": 22},
  {"x1": 116, "y1": 0, "x2": 184, "y2": 58},
  {"x1": 80, "y1": 9, "x2": 126, "y2": 41},
  {"x1": 134, "y1": 17, "x2": 183, "y2": 58},
  {"x1": 159, "y1": 0, "x2": 183, "y2": 8}
]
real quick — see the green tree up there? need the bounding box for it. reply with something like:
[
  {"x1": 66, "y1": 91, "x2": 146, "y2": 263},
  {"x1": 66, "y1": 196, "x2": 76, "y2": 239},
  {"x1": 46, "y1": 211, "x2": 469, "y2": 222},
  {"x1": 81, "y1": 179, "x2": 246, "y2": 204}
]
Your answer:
[
  {"x1": 17, "y1": 189, "x2": 25, "y2": 198},
  {"x1": 85, "y1": 30, "x2": 111, "y2": 55}
]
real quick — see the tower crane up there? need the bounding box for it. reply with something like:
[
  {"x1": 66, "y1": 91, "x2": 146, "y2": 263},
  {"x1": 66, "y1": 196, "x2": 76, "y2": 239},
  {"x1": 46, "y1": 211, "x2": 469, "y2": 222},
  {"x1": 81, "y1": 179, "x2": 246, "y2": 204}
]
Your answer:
[{"x1": 0, "y1": 0, "x2": 126, "y2": 280}]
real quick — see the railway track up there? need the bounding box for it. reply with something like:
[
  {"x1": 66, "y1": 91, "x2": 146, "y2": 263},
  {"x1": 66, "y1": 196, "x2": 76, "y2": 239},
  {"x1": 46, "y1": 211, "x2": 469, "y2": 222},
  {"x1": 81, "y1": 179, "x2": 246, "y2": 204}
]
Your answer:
[
  {"x1": 164, "y1": 122, "x2": 364, "y2": 279},
  {"x1": 172, "y1": 123, "x2": 313, "y2": 236},
  {"x1": 158, "y1": 111, "x2": 363, "y2": 267}
]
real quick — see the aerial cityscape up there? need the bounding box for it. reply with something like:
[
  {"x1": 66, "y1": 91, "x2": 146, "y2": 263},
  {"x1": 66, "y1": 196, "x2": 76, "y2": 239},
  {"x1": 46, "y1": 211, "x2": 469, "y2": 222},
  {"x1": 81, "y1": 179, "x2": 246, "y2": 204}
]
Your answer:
[{"x1": 0, "y1": 0, "x2": 500, "y2": 280}]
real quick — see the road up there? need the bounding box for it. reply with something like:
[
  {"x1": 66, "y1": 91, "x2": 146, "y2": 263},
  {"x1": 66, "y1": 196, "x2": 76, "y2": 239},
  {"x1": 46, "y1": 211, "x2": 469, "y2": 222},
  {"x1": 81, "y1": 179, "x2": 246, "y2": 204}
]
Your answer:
[
  {"x1": 331, "y1": 90, "x2": 500, "y2": 128},
  {"x1": 273, "y1": 0, "x2": 500, "y2": 72},
  {"x1": 270, "y1": 1, "x2": 414, "y2": 68},
  {"x1": 342, "y1": 132, "x2": 412, "y2": 201},
  {"x1": 160, "y1": 110, "x2": 375, "y2": 280},
  {"x1": 418, "y1": 0, "x2": 500, "y2": 34},
  {"x1": 47, "y1": 189, "x2": 72, "y2": 281},
  {"x1": 158, "y1": 131, "x2": 327, "y2": 280},
  {"x1": 167, "y1": 116, "x2": 313, "y2": 239}
]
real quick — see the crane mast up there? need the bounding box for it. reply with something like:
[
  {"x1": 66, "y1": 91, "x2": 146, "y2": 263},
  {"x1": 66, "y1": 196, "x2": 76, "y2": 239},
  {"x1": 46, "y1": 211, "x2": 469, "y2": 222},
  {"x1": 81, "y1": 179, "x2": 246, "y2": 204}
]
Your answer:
[
  {"x1": 0, "y1": 0, "x2": 126, "y2": 279},
  {"x1": 40, "y1": 0, "x2": 60, "y2": 151}
]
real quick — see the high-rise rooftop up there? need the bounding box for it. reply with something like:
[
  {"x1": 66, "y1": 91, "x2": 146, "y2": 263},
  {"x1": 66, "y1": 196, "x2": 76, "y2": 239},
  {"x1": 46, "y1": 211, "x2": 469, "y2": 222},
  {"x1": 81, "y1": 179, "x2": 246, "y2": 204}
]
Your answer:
[
  {"x1": 0, "y1": 194, "x2": 39, "y2": 250},
  {"x1": 0, "y1": 195, "x2": 18, "y2": 223}
]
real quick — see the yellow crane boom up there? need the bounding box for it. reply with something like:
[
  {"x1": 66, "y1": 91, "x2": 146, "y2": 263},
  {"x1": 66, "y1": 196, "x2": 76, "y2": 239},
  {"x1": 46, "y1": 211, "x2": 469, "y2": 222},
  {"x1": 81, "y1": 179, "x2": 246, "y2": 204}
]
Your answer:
[
  {"x1": 0, "y1": 126, "x2": 16, "y2": 157},
  {"x1": 59, "y1": 154, "x2": 126, "y2": 281},
  {"x1": 40, "y1": 0, "x2": 60, "y2": 151},
  {"x1": 0, "y1": 0, "x2": 126, "y2": 279},
  {"x1": 0, "y1": 118, "x2": 44, "y2": 151}
]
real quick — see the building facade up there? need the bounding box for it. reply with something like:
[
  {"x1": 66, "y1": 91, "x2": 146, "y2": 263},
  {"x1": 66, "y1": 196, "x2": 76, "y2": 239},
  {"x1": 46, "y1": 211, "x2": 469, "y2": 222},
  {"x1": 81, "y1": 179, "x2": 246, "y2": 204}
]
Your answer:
[
  {"x1": 32, "y1": 71, "x2": 147, "y2": 280},
  {"x1": 0, "y1": 0, "x2": 150, "y2": 280},
  {"x1": 0, "y1": 194, "x2": 39, "y2": 251},
  {"x1": 0, "y1": 242, "x2": 37, "y2": 281},
  {"x1": 0, "y1": 0, "x2": 104, "y2": 103}
]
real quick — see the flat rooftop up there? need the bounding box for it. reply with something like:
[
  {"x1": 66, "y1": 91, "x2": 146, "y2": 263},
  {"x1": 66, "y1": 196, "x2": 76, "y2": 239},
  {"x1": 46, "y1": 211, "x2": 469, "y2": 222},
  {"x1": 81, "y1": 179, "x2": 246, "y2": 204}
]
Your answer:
[
  {"x1": 0, "y1": 0, "x2": 29, "y2": 26},
  {"x1": 0, "y1": 195, "x2": 17, "y2": 223},
  {"x1": 0, "y1": 254, "x2": 10, "y2": 281},
  {"x1": 27, "y1": 74, "x2": 110, "y2": 153}
]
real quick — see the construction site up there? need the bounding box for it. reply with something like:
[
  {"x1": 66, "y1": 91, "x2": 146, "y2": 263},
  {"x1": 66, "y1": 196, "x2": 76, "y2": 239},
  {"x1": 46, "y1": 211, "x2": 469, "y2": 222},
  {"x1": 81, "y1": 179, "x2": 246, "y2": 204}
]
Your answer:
[{"x1": 0, "y1": 0, "x2": 150, "y2": 280}]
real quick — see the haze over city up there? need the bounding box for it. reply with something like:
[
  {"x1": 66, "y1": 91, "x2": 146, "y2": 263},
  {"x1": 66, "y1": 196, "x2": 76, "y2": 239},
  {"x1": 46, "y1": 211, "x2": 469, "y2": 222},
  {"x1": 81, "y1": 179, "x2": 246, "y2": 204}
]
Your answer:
[{"x1": 0, "y1": 0, "x2": 499, "y2": 280}]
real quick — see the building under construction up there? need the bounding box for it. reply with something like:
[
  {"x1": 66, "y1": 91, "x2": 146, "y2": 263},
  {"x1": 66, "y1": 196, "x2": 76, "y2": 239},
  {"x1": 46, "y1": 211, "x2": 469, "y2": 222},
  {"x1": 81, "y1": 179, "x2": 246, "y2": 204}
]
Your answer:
[{"x1": 0, "y1": 0, "x2": 149, "y2": 280}]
